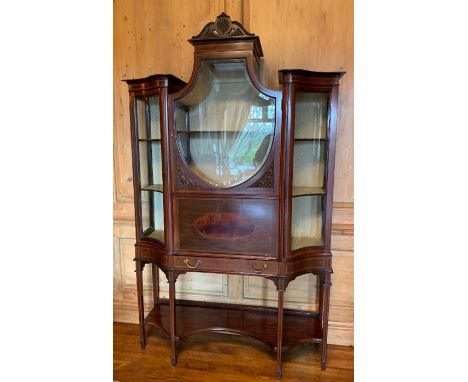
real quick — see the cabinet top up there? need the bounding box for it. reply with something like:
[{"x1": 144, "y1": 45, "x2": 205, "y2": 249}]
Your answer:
[
  {"x1": 189, "y1": 12, "x2": 263, "y2": 59},
  {"x1": 279, "y1": 69, "x2": 345, "y2": 85},
  {"x1": 123, "y1": 74, "x2": 187, "y2": 94}
]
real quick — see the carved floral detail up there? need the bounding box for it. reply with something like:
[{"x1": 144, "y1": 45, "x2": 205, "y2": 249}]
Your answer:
[
  {"x1": 191, "y1": 12, "x2": 255, "y2": 40},
  {"x1": 176, "y1": 161, "x2": 196, "y2": 187},
  {"x1": 250, "y1": 162, "x2": 274, "y2": 188}
]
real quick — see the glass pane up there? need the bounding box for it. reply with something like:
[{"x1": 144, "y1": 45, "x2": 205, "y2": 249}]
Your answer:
[
  {"x1": 138, "y1": 142, "x2": 149, "y2": 188},
  {"x1": 151, "y1": 142, "x2": 163, "y2": 187},
  {"x1": 136, "y1": 96, "x2": 160, "y2": 140},
  {"x1": 294, "y1": 93, "x2": 328, "y2": 139},
  {"x1": 291, "y1": 196, "x2": 323, "y2": 250},
  {"x1": 291, "y1": 92, "x2": 329, "y2": 250},
  {"x1": 175, "y1": 60, "x2": 275, "y2": 188},
  {"x1": 139, "y1": 142, "x2": 163, "y2": 190},
  {"x1": 292, "y1": 141, "x2": 326, "y2": 192},
  {"x1": 137, "y1": 95, "x2": 164, "y2": 242},
  {"x1": 141, "y1": 190, "x2": 151, "y2": 233},
  {"x1": 136, "y1": 98, "x2": 147, "y2": 139},
  {"x1": 141, "y1": 190, "x2": 164, "y2": 242},
  {"x1": 149, "y1": 96, "x2": 161, "y2": 139},
  {"x1": 151, "y1": 191, "x2": 164, "y2": 241}
]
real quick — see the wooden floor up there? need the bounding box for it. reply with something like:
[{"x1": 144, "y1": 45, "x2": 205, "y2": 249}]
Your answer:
[{"x1": 114, "y1": 322, "x2": 354, "y2": 382}]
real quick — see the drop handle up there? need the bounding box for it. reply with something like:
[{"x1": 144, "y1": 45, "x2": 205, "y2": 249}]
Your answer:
[
  {"x1": 184, "y1": 259, "x2": 201, "y2": 269},
  {"x1": 249, "y1": 263, "x2": 267, "y2": 274}
]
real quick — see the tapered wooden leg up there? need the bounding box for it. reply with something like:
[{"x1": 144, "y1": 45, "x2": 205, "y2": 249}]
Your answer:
[
  {"x1": 168, "y1": 270, "x2": 177, "y2": 366},
  {"x1": 151, "y1": 264, "x2": 160, "y2": 305},
  {"x1": 135, "y1": 260, "x2": 146, "y2": 350},
  {"x1": 276, "y1": 289, "x2": 285, "y2": 379},
  {"x1": 319, "y1": 272, "x2": 332, "y2": 370}
]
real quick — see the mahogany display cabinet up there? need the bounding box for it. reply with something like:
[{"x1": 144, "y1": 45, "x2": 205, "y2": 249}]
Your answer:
[{"x1": 124, "y1": 13, "x2": 344, "y2": 379}]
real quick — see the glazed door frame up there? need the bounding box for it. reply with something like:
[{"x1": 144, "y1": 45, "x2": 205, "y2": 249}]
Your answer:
[
  {"x1": 167, "y1": 47, "x2": 284, "y2": 260},
  {"x1": 128, "y1": 80, "x2": 179, "y2": 250},
  {"x1": 282, "y1": 79, "x2": 340, "y2": 259}
]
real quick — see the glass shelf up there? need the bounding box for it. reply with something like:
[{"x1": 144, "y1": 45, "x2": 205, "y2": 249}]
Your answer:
[
  {"x1": 292, "y1": 186, "x2": 325, "y2": 197},
  {"x1": 138, "y1": 138, "x2": 161, "y2": 142},
  {"x1": 141, "y1": 184, "x2": 163, "y2": 192},
  {"x1": 177, "y1": 130, "x2": 262, "y2": 134},
  {"x1": 142, "y1": 228, "x2": 164, "y2": 241},
  {"x1": 291, "y1": 236, "x2": 324, "y2": 249},
  {"x1": 294, "y1": 138, "x2": 327, "y2": 142}
]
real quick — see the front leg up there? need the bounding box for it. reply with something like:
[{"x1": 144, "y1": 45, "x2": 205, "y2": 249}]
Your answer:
[
  {"x1": 276, "y1": 288, "x2": 285, "y2": 379},
  {"x1": 168, "y1": 270, "x2": 178, "y2": 366},
  {"x1": 319, "y1": 272, "x2": 332, "y2": 370},
  {"x1": 135, "y1": 260, "x2": 146, "y2": 349}
]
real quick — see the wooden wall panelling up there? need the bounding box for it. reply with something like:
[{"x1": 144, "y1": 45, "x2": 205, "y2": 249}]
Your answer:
[
  {"x1": 244, "y1": 0, "x2": 354, "y2": 346},
  {"x1": 247, "y1": 0, "x2": 354, "y2": 203},
  {"x1": 113, "y1": 0, "x2": 226, "y2": 220},
  {"x1": 115, "y1": 225, "x2": 228, "y2": 298},
  {"x1": 224, "y1": 0, "x2": 243, "y2": 23},
  {"x1": 113, "y1": 222, "x2": 231, "y2": 323}
]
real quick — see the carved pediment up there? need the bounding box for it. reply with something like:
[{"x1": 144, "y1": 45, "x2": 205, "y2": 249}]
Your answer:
[
  {"x1": 192, "y1": 12, "x2": 254, "y2": 40},
  {"x1": 190, "y1": 13, "x2": 263, "y2": 57}
]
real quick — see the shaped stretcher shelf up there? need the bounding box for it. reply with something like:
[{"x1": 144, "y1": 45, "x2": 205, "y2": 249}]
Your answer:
[{"x1": 144, "y1": 299, "x2": 323, "y2": 352}]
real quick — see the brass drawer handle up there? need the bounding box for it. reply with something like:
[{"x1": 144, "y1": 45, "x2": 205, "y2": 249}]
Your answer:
[
  {"x1": 184, "y1": 259, "x2": 201, "y2": 269},
  {"x1": 249, "y1": 263, "x2": 267, "y2": 274}
]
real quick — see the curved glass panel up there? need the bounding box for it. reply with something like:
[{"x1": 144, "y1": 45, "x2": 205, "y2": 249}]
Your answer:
[
  {"x1": 175, "y1": 60, "x2": 275, "y2": 188},
  {"x1": 135, "y1": 95, "x2": 164, "y2": 242},
  {"x1": 291, "y1": 92, "x2": 329, "y2": 250}
]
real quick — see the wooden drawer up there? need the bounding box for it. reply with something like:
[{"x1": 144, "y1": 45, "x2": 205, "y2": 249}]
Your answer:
[{"x1": 173, "y1": 256, "x2": 278, "y2": 277}]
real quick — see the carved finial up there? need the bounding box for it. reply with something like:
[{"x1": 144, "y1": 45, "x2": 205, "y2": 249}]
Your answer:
[{"x1": 191, "y1": 12, "x2": 255, "y2": 40}]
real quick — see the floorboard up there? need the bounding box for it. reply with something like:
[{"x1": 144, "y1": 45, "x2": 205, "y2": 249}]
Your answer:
[{"x1": 114, "y1": 322, "x2": 354, "y2": 382}]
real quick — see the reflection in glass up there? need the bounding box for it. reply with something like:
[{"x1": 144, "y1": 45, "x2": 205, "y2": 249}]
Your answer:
[{"x1": 175, "y1": 60, "x2": 275, "y2": 188}]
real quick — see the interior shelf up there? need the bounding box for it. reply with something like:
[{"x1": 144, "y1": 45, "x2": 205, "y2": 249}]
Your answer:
[
  {"x1": 138, "y1": 138, "x2": 161, "y2": 142},
  {"x1": 144, "y1": 300, "x2": 322, "y2": 352},
  {"x1": 177, "y1": 130, "x2": 252, "y2": 134},
  {"x1": 291, "y1": 236, "x2": 324, "y2": 249},
  {"x1": 294, "y1": 138, "x2": 327, "y2": 141},
  {"x1": 141, "y1": 184, "x2": 163, "y2": 192},
  {"x1": 142, "y1": 228, "x2": 164, "y2": 241},
  {"x1": 292, "y1": 186, "x2": 324, "y2": 196}
]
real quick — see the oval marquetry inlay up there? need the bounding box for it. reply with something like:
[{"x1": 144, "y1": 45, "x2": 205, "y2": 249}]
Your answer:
[{"x1": 195, "y1": 213, "x2": 255, "y2": 240}]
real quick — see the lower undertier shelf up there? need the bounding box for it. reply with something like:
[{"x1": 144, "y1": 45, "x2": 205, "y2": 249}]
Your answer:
[{"x1": 144, "y1": 299, "x2": 322, "y2": 352}]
